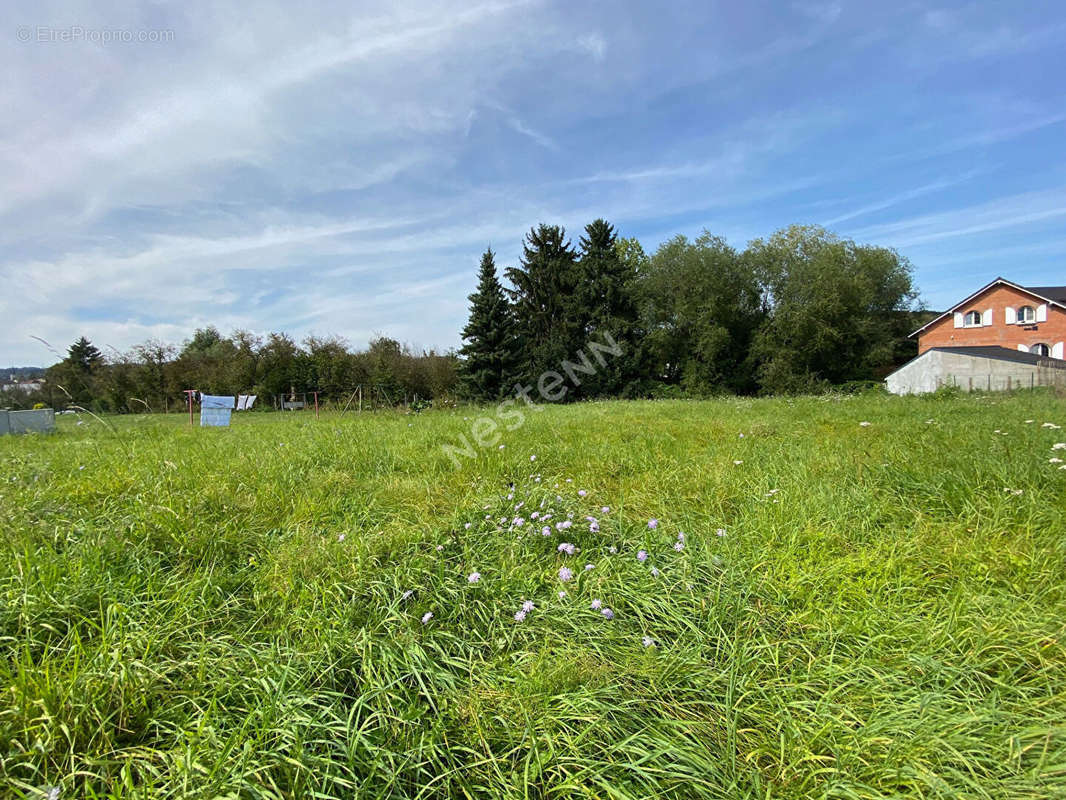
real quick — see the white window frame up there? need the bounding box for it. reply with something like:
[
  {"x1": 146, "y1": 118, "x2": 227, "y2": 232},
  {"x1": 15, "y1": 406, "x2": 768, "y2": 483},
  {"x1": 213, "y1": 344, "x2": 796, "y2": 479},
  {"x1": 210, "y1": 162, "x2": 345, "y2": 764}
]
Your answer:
[
  {"x1": 1031, "y1": 343, "x2": 1051, "y2": 357},
  {"x1": 1017, "y1": 305, "x2": 1036, "y2": 323},
  {"x1": 963, "y1": 310, "x2": 983, "y2": 327}
]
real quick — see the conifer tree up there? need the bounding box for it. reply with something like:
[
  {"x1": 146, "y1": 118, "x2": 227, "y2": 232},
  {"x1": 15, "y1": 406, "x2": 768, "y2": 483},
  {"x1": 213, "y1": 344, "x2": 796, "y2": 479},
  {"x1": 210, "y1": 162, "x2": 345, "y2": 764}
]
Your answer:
[
  {"x1": 67, "y1": 336, "x2": 104, "y2": 374},
  {"x1": 505, "y1": 224, "x2": 582, "y2": 387},
  {"x1": 577, "y1": 219, "x2": 642, "y2": 396},
  {"x1": 458, "y1": 248, "x2": 517, "y2": 400}
]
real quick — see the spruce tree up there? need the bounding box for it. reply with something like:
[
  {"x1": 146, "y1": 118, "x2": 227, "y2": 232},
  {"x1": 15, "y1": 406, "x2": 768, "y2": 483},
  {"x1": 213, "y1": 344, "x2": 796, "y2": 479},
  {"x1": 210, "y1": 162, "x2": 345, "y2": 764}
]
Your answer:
[
  {"x1": 505, "y1": 224, "x2": 582, "y2": 387},
  {"x1": 47, "y1": 336, "x2": 105, "y2": 406},
  {"x1": 577, "y1": 219, "x2": 642, "y2": 396},
  {"x1": 458, "y1": 248, "x2": 517, "y2": 400},
  {"x1": 68, "y1": 337, "x2": 104, "y2": 374}
]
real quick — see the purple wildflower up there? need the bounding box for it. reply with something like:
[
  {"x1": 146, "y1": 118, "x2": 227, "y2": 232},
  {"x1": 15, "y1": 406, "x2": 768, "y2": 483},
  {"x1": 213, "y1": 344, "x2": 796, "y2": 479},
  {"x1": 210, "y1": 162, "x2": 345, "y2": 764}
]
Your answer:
[
  {"x1": 609, "y1": 545, "x2": 618, "y2": 554},
  {"x1": 557, "y1": 542, "x2": 576, "y2": 556},
  {"x1": 650, "y1": 566, "x2": 659, "y2": 577},
  {"x1": 601, "y1": 506, "x2": 610, "y2": 513},
  {"x1": 558, "y1": 567, "x2": 573, "y2": 582},
  {"x1": 585, "y1": 563, "x2": 594, "y2": 571},
  {"x1": 578, "y1": 489, "x2": 587, "y2": 497},
  {"x1": 589, "y1": 521, "x2": 600, "y2": 532},
  {"x1": 716, "y1": 528, "x2": 726, "y2": 537},
  {"x1": 637, "y1": 550, "x2": 648, "y2": 562},
  {"x1": 674, "y1": 541, "x2": 684, "y2": 552},
  {"x1": 522, "y1": 600, "x2": 535, "y2": 612},
  {"x1": 648, "y1": 519, "x2": 658, "y2": 529},
  {"x1": 558, "y1": 590, "x2": 567, "y2": 599},
  {"x1": 590, "y1": 599, "x2": 602, "y2": 609},
  {"x1": 601, "y1": 608, "x2": 614, "y2": 620},
  {"x1": 542, "y1": 526, "x2": 551, "y2": 536},
  {"x1": 421, "y1": 612, "x2": 433, "y2": 624},
  {"x1": 514, "y1": 610, "x2": 527, "y2": 622},
  {"x1": 467, "y1": 572, "x2": 481, "y2": 583}
]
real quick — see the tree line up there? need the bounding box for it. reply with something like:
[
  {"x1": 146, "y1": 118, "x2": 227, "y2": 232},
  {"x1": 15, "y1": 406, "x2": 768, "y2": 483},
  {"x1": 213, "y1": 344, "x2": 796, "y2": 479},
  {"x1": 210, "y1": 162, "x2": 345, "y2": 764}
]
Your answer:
[
  {"x1": 1, "y1": 221, "x2": 929, "y2": 412},
  {"x1": 458, "y1": 221, "x2": 926, "y2": 400},
  {"x1": 7, "y1": 332, "x2": 456, "y2": 412}
]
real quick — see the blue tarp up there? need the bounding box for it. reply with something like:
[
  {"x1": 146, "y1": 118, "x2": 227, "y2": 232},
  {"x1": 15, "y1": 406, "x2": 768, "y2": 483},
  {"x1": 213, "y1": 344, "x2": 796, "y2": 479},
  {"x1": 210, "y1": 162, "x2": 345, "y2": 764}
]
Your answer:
[
  {"x1": 201, "y1": 394, "x2": 235, "y2": 409},
  {"x1": 200, "y1": 408, "x2": 232, "y2": 427}
]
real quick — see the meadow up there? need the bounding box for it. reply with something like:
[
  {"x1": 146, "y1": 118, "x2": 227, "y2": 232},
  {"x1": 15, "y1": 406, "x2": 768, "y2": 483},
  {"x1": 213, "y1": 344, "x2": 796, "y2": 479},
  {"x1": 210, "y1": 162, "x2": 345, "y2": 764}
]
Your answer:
[{"x1": 1, "y1": 392, "x2": 1065, "y2": 799}]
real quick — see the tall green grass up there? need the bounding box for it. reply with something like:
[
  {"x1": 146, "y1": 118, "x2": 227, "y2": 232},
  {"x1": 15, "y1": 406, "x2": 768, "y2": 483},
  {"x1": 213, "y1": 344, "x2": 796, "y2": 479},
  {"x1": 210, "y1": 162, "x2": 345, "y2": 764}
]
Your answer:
[{"x1": 1, "y1": 392, "x2": 1065, "y2": 798}]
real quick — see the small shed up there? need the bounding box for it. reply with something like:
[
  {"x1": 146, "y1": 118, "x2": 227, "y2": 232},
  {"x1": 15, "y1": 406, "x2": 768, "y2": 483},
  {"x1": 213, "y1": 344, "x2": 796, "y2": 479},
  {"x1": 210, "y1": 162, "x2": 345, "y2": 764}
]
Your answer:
[{"x1": 886, "y1": 346, "x2": 1066, "y2": 394}]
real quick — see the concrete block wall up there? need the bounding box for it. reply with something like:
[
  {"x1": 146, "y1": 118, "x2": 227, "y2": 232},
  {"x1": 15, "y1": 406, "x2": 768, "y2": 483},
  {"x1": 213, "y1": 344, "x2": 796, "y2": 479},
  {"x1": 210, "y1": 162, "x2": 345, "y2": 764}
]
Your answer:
[
  {"x1": 3, "y1": 408, "x2": 56, "y2": 435},
  {"x1": 0, "y1": 410, "x2": 9, "y2": 435},
  {"x1": 887, "y1": 350, "x2": 1066, "y2": 394}
]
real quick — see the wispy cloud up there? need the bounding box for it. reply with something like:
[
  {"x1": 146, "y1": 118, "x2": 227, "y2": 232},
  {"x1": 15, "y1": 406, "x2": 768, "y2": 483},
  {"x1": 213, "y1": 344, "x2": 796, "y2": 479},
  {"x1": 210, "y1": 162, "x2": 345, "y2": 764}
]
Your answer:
[
  {"x1": 575, "y1": 33, "x2": 607, "y2": 61},
  {"x1": 821, "y1": 170, "x2": 983, "y2": 226},
  {"x1": 848, "y1": 188, "x2": 1066, "y2": 248}
]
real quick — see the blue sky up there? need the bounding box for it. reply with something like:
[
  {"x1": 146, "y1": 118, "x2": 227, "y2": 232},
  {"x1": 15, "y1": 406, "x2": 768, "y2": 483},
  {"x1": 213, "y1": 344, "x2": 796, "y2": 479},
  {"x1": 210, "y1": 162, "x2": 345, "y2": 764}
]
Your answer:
[{"x1": 2, "y1": 0, "x2": 1065, "y2": 365}]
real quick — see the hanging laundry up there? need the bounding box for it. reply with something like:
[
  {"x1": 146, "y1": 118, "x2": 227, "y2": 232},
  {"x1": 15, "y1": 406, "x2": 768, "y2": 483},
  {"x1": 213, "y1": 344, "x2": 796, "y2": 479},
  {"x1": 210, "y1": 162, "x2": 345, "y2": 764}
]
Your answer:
[
  {"x1": 236, "y1": 394, "x2": 257, "y2": 411},
  {"x1": 200, "y1": 395, "x2": 235, "y2": 427}
]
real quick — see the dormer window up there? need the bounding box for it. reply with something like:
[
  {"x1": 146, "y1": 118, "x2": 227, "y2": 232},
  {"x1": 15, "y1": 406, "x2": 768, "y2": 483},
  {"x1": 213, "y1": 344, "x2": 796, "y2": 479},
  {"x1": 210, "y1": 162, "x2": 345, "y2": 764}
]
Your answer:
[
  {"x1": 1018, "y1": 305, "x2": 1036, "y2": 323},
  {"x1": 964, "y1": 310, "x2": 982, "y2": 326}
]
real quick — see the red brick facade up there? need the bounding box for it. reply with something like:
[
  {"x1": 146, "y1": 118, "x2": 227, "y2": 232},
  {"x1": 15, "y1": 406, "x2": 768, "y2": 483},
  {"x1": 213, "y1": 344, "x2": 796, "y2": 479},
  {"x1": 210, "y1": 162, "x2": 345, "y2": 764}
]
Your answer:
[{"x1": 917, "y1": 283, "x2": 1066, "y2": 357}]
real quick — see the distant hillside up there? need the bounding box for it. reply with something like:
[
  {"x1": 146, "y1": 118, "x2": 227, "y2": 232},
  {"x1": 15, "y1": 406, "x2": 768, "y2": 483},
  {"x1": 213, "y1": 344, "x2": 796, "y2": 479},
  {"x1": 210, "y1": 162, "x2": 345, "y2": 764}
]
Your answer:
[{"x1": 0, "y1": 367, "x2": 46, "y2": 382}]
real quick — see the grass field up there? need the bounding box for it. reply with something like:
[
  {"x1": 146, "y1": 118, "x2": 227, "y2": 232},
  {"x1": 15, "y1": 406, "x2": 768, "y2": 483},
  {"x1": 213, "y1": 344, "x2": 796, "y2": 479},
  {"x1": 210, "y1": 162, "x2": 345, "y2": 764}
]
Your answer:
[{"x1": 2, "y1": 392, "x2": 1066, "y2": 799}]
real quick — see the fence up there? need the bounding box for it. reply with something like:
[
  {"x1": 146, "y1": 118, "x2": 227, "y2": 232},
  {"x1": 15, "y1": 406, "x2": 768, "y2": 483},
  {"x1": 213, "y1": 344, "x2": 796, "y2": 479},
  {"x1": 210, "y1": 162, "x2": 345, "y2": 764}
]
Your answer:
[{"x1": 935, "y1": 361, "x2": 1066, "y2": 392}]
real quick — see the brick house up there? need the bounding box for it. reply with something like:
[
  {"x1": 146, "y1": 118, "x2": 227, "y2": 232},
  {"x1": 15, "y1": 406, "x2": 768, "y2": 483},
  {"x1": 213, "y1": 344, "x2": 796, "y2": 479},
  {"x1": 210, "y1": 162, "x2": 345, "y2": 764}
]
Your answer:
[{"x1": 912, "y1": 278, "x2": 1066, "y2": 359}]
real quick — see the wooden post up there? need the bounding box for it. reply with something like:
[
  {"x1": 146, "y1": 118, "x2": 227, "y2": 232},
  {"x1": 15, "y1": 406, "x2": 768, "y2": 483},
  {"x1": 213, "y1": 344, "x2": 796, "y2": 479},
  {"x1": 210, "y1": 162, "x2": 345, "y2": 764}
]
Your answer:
[
  {"x1": 358, "y1": 386, "x2": 363, "y2": 412},
  {"x1": 314, "y1": 391, "x2": 319, "y2": 419},
  {"x1": 184, "y1": 389, "x2": 196, "y2": 425}
]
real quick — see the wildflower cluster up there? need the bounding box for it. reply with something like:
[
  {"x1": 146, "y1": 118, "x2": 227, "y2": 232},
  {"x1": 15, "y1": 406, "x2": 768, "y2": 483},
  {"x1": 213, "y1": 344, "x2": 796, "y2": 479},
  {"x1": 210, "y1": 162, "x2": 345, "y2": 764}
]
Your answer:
[{"x1": 408, "y1": 456, "x2": 728, "y2": 648}]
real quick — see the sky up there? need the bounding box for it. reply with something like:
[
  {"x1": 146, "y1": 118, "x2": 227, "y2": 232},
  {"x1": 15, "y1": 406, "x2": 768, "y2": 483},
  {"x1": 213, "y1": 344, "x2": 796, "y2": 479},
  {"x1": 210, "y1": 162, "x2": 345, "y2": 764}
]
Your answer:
[{"x1": 2, "y1": 0, "x2": 1065, "y2": 366}]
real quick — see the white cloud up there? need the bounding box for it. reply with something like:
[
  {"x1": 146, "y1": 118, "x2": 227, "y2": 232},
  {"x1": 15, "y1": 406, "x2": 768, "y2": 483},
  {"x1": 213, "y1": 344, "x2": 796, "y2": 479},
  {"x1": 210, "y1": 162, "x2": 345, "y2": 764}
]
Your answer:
[{"x1": 575, "y1": 33, "x2": 607, "y2": 61}]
